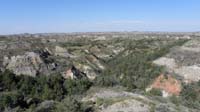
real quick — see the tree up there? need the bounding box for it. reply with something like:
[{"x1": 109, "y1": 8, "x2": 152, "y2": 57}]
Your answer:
[
  {"x1": 180, "y1": 82, "x2": 200, "y2": 109},
  {"x1": 55, "y1": 97, "x2": 83, "y2": 112},
  {"x1": 0, "y1": 70, "x2": 17, "y2": 90},
  {"x1": 63, "y1": 78, "x2": 92, "y2": 95},
  {"x1": 0, "y1": 92, "x2": 21, "y2": 110}
]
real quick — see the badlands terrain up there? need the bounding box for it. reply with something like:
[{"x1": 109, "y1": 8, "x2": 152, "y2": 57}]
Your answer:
[{"x1": 0, "y1": 32, "x2": 200, "y2": 112}]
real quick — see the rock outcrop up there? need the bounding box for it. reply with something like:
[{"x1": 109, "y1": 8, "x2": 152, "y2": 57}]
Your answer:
[
  {"x1": 82, "y1": 87, "x2": 198, "y2": 112},
  {"x1": 153, "y1": 57, "x2": 177, "y2": 70},
  {"x1": 3, "y1": 52, "x2": 56, "y2": 77},
  {"x1": 75, "y1": 64, "x2": 97, "y2": 80},
  {"x1": 175, "y1": 65, "x2": 200, "y2": 83},
  {"x1": 102, "y1": 99, "x2": 150, "y2": 112},
  {"x1": 35, "y1": 100, "x2": 55, "y2": 112},
  {"x1": 153, "y1": 39, "x2": 200, "y2": 83},
  {"x1": 54, "y1": 46, "x2": 72, "y2": 58},
  {"x1": 62, "y1": 66, "x2": 86, "y2": 79}
]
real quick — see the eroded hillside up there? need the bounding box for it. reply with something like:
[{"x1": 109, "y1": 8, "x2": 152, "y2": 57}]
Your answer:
[{"x1": 0, "y1": 33, "x2": 199, "y2": 112}]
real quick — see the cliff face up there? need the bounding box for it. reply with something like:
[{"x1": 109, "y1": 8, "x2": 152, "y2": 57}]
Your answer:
[{"x1": 3, "y1": 52, "x2": 56, "y2": 77}]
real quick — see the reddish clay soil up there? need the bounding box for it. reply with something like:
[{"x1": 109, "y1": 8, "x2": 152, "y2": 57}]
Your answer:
[{"x1": 151, "y1": 74, "x2": 182, "y2": 95}]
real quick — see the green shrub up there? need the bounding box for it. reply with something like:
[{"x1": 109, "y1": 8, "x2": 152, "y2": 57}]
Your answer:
[
  {"x1": 170, "y1": 95, "x2": 181, "y2": 106},
  {"x1": 63, "y1": 78, "x2": 92, "y2": 95},
  {"x1": 0, "y1": 70, "x2": 17, "y2": 90},
  {"x1": 180, "y1": 81, "x2": 200, "y2": 109},
  {"x1": 0, "y1": 92, "x2": 22, "y2": 110},
  {"x1": 54, "y1": 97, "x2": 83, "y2": 112},
  {"x1": 147, "y1": 88, "x2": 162, "y2": 96},
  {"x1": 0, "y1": 71, "x2": 92, "y2": 111},
  {"x1": 94, "y1": 39, "x2": 187, "y2": 91}
]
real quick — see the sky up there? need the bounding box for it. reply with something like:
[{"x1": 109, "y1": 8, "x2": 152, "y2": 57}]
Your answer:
[{"x1": 0, "y1": 0, "x2": 200, "y2": 34}]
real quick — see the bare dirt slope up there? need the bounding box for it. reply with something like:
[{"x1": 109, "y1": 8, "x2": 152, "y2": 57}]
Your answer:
[{"x1": 153, "y1": 38, "x2": 200, "y2": 83}]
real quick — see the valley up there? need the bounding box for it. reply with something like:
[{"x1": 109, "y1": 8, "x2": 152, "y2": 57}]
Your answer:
[{"x1": 0, "y1": 32, "x2": 200, "y2": 112}]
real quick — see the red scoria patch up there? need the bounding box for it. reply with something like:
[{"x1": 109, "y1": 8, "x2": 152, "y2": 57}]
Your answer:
[{"x1": 150, "y1": 74, "x2": 182, "y2": 96}]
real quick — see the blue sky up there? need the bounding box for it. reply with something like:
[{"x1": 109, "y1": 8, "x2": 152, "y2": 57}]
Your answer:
[{"x1": 0, "y1": 0, "x2": 200, "y2": 34}]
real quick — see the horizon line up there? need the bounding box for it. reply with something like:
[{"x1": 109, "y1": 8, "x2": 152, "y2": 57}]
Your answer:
[{"x1": 1, "y1": 30, "x2": 199, "y2": 36}]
